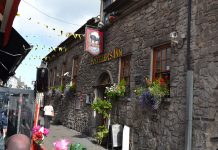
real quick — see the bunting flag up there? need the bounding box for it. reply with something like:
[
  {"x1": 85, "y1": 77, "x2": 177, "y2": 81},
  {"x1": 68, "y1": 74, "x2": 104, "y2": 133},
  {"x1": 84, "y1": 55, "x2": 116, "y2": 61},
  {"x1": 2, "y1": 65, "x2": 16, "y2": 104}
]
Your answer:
[
  {"x1": 16, "y1": 14, "x2": 84, "y2": 39},
  {"x1": 0, "y1": 0, "x2": 21, "y2": 46}
]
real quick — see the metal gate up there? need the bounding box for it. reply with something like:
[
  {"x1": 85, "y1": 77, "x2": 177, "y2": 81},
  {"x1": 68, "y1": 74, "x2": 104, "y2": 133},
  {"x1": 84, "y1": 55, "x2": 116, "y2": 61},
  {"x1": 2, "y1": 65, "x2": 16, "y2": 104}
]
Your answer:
[{"x1": 0, "y1": 87, "x2": 35, "y2": 138}]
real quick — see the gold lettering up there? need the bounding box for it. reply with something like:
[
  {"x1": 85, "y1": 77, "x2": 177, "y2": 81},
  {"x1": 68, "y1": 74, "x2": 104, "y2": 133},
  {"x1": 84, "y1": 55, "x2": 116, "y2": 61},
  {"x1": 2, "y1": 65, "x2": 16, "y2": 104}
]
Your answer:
[
  {"x1": 91, "y1": 48, "x2": 123, "y2": 65},
  {"x1": 91, "y1": 58, "x2": 97, "y2": 65},
  {"x1": 109, "y1": 52, "x2": 113, "y2": 60},
  {"x1": 114, "y1": 48, "x2": 122, "y2": 58}
]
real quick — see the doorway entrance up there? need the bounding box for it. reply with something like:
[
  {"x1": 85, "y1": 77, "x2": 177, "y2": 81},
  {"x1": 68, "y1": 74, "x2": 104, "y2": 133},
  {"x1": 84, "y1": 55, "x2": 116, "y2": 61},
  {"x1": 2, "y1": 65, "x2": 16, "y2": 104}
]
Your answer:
[{"x1": 94, "y1": 71, "x2": 113, "y2": 127}]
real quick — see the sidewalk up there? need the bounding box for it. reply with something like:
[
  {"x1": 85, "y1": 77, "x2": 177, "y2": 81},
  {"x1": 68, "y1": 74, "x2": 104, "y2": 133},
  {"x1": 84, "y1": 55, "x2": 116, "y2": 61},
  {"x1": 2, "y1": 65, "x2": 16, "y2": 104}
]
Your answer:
[{"x1": 39, "y1": 117, "x2": 106, "y2": 150}]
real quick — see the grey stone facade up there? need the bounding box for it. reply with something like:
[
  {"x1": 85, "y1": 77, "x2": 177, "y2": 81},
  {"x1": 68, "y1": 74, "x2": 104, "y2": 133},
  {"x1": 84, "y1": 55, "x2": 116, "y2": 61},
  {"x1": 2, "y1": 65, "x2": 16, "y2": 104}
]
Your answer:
[{"x1": 44, "y1": 0, "x2": 218, "y2": 149}]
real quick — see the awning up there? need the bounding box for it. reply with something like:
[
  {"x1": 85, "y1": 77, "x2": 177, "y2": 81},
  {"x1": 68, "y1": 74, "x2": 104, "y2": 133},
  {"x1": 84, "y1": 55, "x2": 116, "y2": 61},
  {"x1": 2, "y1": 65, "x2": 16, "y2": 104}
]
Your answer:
[
  {"x1": 0, "y1": 0, "x2": 21, "y2": 46},
  {"x1": 0, "y1": 27, "x2": 31, "y2": 83}
]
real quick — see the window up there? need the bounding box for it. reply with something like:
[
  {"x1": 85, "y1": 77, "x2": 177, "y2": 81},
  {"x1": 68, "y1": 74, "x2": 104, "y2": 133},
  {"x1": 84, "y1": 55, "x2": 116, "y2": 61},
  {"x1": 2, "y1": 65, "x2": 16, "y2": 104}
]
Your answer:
[
  {"x1": 49, "y1": 69, "x2": 53, "y2": 88},
  {"x1": 61, "y1": 63, "x2": 66, "y2": 86},
  {"x1": 103, "y1": 0, "x2": 112, "y2": 9},
  {"x1": 120, "y1": 55, "x2": 131, "y2": 97},
  {"x1": 71, "y1": 57, "x2": 80, "y2": 88},
  {"x1": 53, "y1": 67, "x2": 57, "y2": 86},
  {"x1": 152, "y1": 44, "x2": 171, "y2": 91}
]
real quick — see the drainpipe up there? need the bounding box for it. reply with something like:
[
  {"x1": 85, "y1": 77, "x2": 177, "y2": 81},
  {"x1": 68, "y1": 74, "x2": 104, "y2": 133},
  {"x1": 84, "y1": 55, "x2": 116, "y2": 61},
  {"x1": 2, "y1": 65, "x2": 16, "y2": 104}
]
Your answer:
[{"x1": 185, "y1": 0, "x2": 193, "y2": 150}]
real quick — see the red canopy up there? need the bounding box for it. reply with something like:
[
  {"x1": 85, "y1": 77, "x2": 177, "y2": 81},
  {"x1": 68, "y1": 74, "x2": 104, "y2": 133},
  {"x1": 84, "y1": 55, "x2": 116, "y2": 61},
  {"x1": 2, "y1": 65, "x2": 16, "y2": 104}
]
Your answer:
[{"x1": 0, "y1": 0, "x2": 21, "y2": 47}]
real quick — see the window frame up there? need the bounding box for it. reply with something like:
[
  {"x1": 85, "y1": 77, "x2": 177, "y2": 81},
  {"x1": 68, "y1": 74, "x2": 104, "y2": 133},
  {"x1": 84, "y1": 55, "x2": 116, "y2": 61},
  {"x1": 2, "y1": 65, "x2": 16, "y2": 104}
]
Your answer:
[
  {"x1": 103, "y1": 0, "x2": 112, "y2": 9},
  {"x1": 53, "y1": 67, "x2": 57, "y2": 86},
  {"x1": 61, "y1": 63, "x2": 66, "y2": 87},
  {"x1": 49, "y1": 69, "x2": 53, "y2": 88},
  {"x1": 152, "y1": 43, "x2": 171, "y2": 80},
  {"x1": 152, "y1": 43, "x2": 171, "y2": 97},
  {"x1": 71, "y1": 56, "x2": 80, "y2": 90},
  {"x1": 119, "y1": 54, "x2": 131, "y2": 97}
]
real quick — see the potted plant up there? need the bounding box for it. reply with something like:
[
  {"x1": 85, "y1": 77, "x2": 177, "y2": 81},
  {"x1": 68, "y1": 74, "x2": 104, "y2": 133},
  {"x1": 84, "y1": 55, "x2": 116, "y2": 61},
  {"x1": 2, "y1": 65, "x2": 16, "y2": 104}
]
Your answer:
[
  {"x1": 105, "y1": 79, "x2": 126, "y2": 100},
  {"x1": 95, "y1": 125, "x2": 109, "y2": 145},
  {"x1": 65, "y1": 82, "x2": 76, "y2": 96},
  {"x1": 136, "y1": 77, "x2": 169, "y2": 110},
  {"x1": 91, "y1": 98, "x2": 112, "y2": 119},
  {"x1": 59, "y1": 85, "x2": 65, "y2": 93},
  {"x1": 91, "y1": 98, "x2": 112, "y2": 145}
]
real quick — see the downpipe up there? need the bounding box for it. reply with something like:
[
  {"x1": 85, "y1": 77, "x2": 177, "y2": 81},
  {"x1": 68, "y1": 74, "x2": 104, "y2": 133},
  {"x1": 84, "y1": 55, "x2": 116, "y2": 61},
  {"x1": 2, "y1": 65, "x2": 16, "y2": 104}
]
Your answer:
[{"x1": 185, "y1": 0, "x2": 193, "y2": 149}]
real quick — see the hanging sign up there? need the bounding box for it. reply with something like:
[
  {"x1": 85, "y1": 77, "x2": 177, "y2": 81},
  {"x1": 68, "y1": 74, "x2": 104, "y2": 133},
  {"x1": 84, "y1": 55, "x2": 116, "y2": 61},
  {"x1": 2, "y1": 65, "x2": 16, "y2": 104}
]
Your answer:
[{"x1": 85, "y1": 27, "x2": 103, "y2": 56}]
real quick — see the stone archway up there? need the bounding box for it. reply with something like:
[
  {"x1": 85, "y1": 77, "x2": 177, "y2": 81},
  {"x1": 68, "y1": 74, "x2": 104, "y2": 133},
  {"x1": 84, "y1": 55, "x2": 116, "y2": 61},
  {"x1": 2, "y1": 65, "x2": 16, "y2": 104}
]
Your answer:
[
  {"x1": 92, "y1": 70, "x2": 113, "y2": 133},
  {"x1": 95, "y1": 71, "x2": 113, "y2": 99}
]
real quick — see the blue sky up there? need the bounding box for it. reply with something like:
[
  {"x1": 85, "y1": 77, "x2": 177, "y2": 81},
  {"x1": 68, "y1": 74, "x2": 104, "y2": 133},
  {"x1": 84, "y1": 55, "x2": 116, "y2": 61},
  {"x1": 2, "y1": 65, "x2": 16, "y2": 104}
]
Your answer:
[{"x1": 13, "y1": 0, "x2": 100, "y2": 88}]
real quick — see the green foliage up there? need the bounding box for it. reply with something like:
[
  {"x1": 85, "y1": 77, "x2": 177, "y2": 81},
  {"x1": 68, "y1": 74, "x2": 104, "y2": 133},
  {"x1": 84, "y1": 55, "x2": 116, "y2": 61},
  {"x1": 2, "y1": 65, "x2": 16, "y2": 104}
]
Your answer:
[
  {"x1": 118, "y1": 79, "x2": 126, "y2": 96},
  {"x1": 135, "y1": 77, "x2": 169, "y2": 110},
  {"x1": 148, "y1": 79, "x2": 169, "y2": 98},
  {"x1": 70, "y1": 143, "x2": 86, "y2": 150},
  {"x1": 95, "y1": 125, "x2": 109, "y2": 145},
  {"x1": 134, "y1": 86, "x2": 146, "y2": 96},
  {"x1": 59, "y1": 85, "x2": 65, "y2": 93},
  {"x1": 69, "y1": 83, "x2": 76, "y2": 93},
  {"x1": 105, "y1": 79, "x2": 126, "y2": 100},
  {"x1": 91, "y1": 98, "x2": 112, "y2": 119},
  {"x1": 51, "y1": 86, "x2": 57, "y2": 91}
]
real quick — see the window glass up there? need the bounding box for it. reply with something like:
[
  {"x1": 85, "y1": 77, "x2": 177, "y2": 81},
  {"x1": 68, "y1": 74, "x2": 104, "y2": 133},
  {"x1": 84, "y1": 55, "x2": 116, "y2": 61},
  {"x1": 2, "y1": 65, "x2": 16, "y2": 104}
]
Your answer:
[
  {"x1": 153, "y1": 44, "x2": 171, "y2": 96},
  {"x1": 71, "y1": 57, "x2": 80, "y2": 89},
  {"x1": 120, "y1": 55, "x2": 131, "y2": 97},
  {"x1": 103, "y1": 0, "x2": 112, "y2": 9}
]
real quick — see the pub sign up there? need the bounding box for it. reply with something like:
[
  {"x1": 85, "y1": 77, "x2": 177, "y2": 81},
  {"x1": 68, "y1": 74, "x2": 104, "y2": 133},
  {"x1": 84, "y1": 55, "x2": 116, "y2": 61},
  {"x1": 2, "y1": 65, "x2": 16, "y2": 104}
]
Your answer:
[{"x1": 85, "y1": 27, "x2": 103, "y2": 56}]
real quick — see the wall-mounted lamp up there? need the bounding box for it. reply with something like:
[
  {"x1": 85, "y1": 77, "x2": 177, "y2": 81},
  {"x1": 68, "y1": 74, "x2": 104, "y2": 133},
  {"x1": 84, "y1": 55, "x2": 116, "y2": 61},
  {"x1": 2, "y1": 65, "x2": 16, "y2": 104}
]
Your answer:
[
  {"x1": 63, "y1": 72, "x2": 71, "y2": 77},
  {"x1": 94, "y1": 15, "x2": 100, "y2": 23},
  {"x1": 98, "y1": 22, "x2": 104, "y2": 28},
  {"x1": 170, "y1": 31, "x2": 186, "y2": 49}
]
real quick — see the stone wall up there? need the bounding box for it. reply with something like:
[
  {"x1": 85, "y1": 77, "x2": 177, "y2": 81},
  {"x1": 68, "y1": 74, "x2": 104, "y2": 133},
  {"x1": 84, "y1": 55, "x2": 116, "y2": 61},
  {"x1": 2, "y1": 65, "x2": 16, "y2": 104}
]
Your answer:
[
  {"x1": 46, "y1": 0, "x2": 218, "y2": 149},
  {"x1": 191, "y1": 0, "x2": 218, "y2": 149},
  {"x1": 104, "y1": 0, "x2": 188, "y2": 149}
]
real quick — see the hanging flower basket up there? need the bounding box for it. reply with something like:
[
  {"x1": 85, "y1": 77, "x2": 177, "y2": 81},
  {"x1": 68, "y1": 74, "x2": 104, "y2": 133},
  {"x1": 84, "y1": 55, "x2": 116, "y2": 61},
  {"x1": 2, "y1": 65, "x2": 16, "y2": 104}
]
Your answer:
[
  {"x1": 136, "y1": 77, "x2": 169, "y2": 110},
  {"x1": 105, "y1": 79, "x2": 126, "y2": 100}
]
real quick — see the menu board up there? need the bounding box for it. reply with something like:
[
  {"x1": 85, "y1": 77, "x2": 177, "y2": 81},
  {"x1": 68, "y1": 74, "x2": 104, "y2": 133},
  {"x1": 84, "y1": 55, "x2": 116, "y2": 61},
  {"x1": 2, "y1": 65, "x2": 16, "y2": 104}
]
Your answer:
[
  {"x1": 111, "y1": 124, "x2": 123, "y2": 147},
  {"x1": 122, "y1": 125, "x2": 130, "y2": 150}
]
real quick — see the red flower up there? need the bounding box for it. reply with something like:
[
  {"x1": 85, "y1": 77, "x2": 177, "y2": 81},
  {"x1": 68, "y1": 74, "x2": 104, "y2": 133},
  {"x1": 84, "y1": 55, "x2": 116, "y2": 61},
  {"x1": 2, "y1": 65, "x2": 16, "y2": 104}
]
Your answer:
[
  {"x1": 33, "y1": 131, "x2": 43, "y2": 141},
  {"x1": 158, "y1": 78, "x2": 165, "y2": 86}
]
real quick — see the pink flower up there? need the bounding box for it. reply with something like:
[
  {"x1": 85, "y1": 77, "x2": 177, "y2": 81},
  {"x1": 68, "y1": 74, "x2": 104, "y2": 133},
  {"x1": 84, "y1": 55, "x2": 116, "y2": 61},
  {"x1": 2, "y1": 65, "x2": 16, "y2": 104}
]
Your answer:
[
  {"x1": 43, "y1": 128, "x2": 49, "y2": 136},
  {"x1": 53, "y1": 139, "x2": 70, "y2": 150},
  {"x1": 32, "y1": 125, "x2": 41, "y2": 134}
]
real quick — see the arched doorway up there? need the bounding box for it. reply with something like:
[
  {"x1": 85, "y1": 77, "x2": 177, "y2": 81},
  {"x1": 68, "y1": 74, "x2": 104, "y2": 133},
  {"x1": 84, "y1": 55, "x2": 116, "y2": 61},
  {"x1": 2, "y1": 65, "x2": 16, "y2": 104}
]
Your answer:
[
  {"x1": 93, "y1": 71, "x2": 113, "y2": 129},
  {"x1": 96, "y1": 71, "x2": 113, "y2": 99}
]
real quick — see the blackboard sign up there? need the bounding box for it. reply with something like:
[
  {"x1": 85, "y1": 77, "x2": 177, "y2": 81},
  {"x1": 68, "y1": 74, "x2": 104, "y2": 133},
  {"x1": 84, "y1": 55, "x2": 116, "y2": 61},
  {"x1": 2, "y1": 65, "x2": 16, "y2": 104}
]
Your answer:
[{"x1": 111, "y1": 124, "x2": 123, "y2": 147}]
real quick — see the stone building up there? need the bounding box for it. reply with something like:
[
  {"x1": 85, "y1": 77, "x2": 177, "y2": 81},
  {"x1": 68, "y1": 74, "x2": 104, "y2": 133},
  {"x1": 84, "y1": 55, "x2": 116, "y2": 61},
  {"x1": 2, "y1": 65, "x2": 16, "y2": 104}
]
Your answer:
[{"x1": 44, "y1": 0, "x2": 218, "y2": 149}]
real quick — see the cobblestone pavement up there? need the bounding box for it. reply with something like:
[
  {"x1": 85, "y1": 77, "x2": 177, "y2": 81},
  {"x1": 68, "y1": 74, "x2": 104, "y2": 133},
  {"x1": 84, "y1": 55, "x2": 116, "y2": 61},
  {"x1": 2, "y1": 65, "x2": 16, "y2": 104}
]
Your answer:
[{"x1": 39, "y1": 117, "x2": 106, "y2": 150}]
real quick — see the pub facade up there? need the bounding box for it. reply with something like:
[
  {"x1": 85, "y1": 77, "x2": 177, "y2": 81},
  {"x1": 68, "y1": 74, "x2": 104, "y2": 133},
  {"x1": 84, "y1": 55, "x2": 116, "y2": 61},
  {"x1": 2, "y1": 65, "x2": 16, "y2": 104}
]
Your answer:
[{"x1": 44, "y1": 0, "x2": 218, "y2": 149}]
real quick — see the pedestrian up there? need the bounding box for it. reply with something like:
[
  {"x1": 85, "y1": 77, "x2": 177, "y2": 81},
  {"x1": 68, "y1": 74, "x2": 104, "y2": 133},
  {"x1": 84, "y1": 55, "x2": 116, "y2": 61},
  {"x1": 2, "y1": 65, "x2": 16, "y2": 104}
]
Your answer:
[
  {"x1": 5, "y1": 134, "x2": 30, "y2": 150},
  {"x1": 43, "y1": 102, "x2": 54, "y2": 129},
  {"x1": 0, "y1": 110, "x2": 8, "y2": 150}
]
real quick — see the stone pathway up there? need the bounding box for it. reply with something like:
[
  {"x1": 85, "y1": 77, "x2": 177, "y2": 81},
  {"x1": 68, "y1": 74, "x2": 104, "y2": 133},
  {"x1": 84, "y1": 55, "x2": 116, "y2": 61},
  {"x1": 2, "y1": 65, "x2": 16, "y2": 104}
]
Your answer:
[{"x1": 39, "y1": 117, "x2": 106, "y2": 150}]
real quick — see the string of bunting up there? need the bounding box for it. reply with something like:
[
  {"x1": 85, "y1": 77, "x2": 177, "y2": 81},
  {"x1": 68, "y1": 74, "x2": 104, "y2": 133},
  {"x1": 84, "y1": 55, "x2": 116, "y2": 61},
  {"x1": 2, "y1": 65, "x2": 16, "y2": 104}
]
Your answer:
[
  {"x1": 26, "y1": 46, "x2": 70, "y2": 61},
  {"x1": 16, "y1": 14, "x2": 84, "y2": 39},
  {"x1": 31, "y1": 45, "x2": 69, "y2": 52}
]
